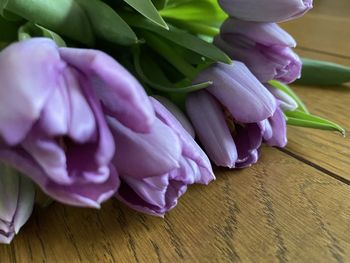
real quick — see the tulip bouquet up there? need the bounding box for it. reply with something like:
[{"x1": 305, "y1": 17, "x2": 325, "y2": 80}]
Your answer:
[{"x1": 0, "y1": 0, "x2": 348, "y2": 244}]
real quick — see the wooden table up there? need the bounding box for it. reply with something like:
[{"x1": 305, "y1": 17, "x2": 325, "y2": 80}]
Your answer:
[{"x1": 1, "y1": 2, "x2": 350, "y2": 262}]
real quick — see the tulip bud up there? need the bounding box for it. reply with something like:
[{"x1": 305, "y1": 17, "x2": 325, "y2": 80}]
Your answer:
[
  {"x1": 214, "y1": 19, "x2": 301, "y2": 83},
  {"x1": 0, "y1": 163, "x2": 35, "y2": 244},
  {"x1": 218, "y1": 0, "x2": 313, "y2": 22}
]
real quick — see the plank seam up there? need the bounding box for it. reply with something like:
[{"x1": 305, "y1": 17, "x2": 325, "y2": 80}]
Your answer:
[{"x1": 277, "y1": 148, "x2": 350, "y2": 185}]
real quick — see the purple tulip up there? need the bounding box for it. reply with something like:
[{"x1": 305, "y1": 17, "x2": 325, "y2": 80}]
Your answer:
[
  {"x1": 0, "y1": 163, "x2": 35, "y2": 244},
  {"x1": 186, "y1": 62, "x2": 279, "y2": 168},
  {"x1": 0, "y1": 38, "x2": 154, "y2": 207},
  {"x1": 214, "y1": 19, "x2": 302, "y2": 83},
  {"x1": 111, "y1": 98, "x2": 214, "y2": 216},
  {"x1": 267, "y1": 85, "x2": 298, "y2": 111},
  {"x1": 259, "y1": 106, "x2": 287, "y2": 147},
  {"x1": 152, "y1": 96, "x2": 195, "y2": 138},
  {"x1": 218, "y1": 0, "x2": 313, "y2": 22}
]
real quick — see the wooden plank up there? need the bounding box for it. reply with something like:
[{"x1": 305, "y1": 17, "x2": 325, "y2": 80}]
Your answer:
[
  {"x1": 1, "y1": 148, "x2": 349, "y2": 262},
  {"x1": 282, "y1": 14, "x2": 350, "y2": 58},
  {"x1": 285, "y1": 49, "x2": 350, "y2": 181},
  {"x1": 312, "y1": 0, "x2": 350, "y2": 18}
]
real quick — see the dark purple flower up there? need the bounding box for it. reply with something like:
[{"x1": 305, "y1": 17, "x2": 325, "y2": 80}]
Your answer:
[{"x1": 214, "y1": 19, "x2": 302, "y2": 83}]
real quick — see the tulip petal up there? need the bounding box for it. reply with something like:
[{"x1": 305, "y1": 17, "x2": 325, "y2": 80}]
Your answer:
[
  {"x1": 151, "y1": 97, "x2": 215, "y2": 184},
  {"x1": 186, "y1": 91, "x2": 238, "y2": 168},
  {"x1": 0, "y1": 164, "x2": 19, "y2": 223},
  {"x1": 234, "y1": 123, "x2": 262, "y2": 167},
  {"x1": 0, "y1": 148, "x2": 118, "y2": 208},
  {"x1": 0, "y1": 38, "x2": 64, "y2": 145},
  {"x1": 264, "y1": 108, "x2": 287, "y2": 147},
  {"x1": 221, "y1": 19, "x2": 296, "y2": 47},
  {"x1": 59, "y1": 47, "x2": 155, "y2": 133},
  {"x1": 108, "y1": 117, "x2": 181, "y2": 179},
  {"x1": 267, "y1": 86, "x2": 298, "y2": 111},
  {"x1": 13, "y1": 176, "x2": 35, "y2": 234},
  {"x1": 218, "y1": 0, "x2": 313, "y2": 22},
  {"x1": 195, "y1": 62, "x2": 276, "y2": 123}
]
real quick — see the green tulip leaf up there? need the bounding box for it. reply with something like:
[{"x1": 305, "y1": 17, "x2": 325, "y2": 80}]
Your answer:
[
  {"x1": 160, "y1": 0, "x2": 226, "y2": 26},
  {"x1": 123, "y1": 0, "x2": 168, "y2": 29},
  {"x1": 77, "y1": 0, "x2": 137, "y2": 45},
  {"x1": 123, "y1": 14, "x2": 231, "y2": 64},
  {"x1": 151, "y1": 0, "x2": 168, "y2": 10},
  {"x1": 295, "y1": 58, "x2": 350, "y2": 86},
  {"x1": 269, "y1": 80, "x2": 309, "y2": 114},
  {"x1": 1, "y1": 0, "x2": 95, "y2": 46},
  {"x1": 133, "y1": 47, "x2": 212, "y2": 93},
  {"x1": 286, "y1": 110, "x2": 345, "y2": 135}
]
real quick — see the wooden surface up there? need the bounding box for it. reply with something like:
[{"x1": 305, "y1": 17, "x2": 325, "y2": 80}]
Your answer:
[{"x1": 1, "y1": 2, "x2": 350, "y2": 262}]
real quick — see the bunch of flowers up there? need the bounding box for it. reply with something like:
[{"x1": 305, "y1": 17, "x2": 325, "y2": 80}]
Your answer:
[{"x1": 0, "y1": 0, "x2": 347, "y2": 244}]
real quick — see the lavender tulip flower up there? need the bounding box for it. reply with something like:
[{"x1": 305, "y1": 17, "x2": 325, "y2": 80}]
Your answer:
[
  {"x1": 218, "y1": 0, "x2": 313, "y2": 22},
  {"x1": 214, "y1": 19, "x2": 302, "y2": 83},
  {"x1": 267, "y1": 86, "x2": 298, "y2": 111},
  {"x1": 186, "y1": 62, "x2": 279, "y2": 168},
  {"x1": 110, "y1": 98, "x2": 214, "y2": 216},
  {"x1": 0, "y1": 163, "x2": 35, "y2": 244},
  {"x1": 0, "y1": 38, "x2": 154, "y2": 207}
]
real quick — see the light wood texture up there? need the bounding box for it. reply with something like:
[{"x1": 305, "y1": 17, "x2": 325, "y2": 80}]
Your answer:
[
  {"x1": 1, "y1": 2, "x2": 350, "y2": 263},
  {"x1": 1, "y1": 148, "x2": 350, "y2": 263}
]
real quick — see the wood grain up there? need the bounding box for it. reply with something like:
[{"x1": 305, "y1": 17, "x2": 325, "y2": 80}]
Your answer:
[
  {"x1": 280, "y1": 0, "x2": 350, "y2": 181},
  {"x1": 1, "y1": 148, "x2": 350, "y2": 263},
  {"x1": 282, "y1": 14, "x2": 350, "y2": 58}
]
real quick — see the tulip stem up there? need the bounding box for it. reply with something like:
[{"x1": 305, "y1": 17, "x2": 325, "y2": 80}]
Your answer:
[{"x1": 142, "y1": 31, "x2": 198, "y2": 79}]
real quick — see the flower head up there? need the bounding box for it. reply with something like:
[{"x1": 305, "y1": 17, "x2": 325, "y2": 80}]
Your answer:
[
  {"x1": 218, "y1": 0, "x2": 313, "y2": 22},
  {"x1": 215, "y1": 19, "x2": 301, "y2": 83},
  {"x1": 0, "y1": 38, "x2": 154, "y2": 207},
  {"x1": 111, "y1": 97, "x2": 214, "y2": 216}
]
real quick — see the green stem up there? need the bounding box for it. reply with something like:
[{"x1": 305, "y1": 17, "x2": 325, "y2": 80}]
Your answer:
[{"x1": 142, "y1": 31, "x2": 198, "y2": 79}]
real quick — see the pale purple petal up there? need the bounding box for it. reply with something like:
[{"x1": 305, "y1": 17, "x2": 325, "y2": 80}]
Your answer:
[
  {"x1": 186, "y1": 91, "x2": 238, "y2": 168},
  {"x1": 152, "y1": 96, "x2": 195, "y2": 138},
  {"x1": 221, "y1": 19, "x2": 296, "y2": 47},
  {"x1": 0, "y1": 38, "x2": 64, "y2": 145},
  {"x1": 194, "y1": 62, "x2": 276, "y2": 122},
  {"x1": 59, "y1": 48, "x2": 154, "y2": 133},
  {"x1": 108, "y1": 117, "x2": 181, "y2": 179},
  {"x1": 218, "y1": 0, "x2": 313, "y2": 22},
  {"x1": 151, "y1": 97, "x2": 215, "y2": 184},
  {"x1": 264, "y1": 107, "x2": 287, "y2": 147},
  {"x1": 267, "y1": 86, "x2": 298, "y2": 111}
]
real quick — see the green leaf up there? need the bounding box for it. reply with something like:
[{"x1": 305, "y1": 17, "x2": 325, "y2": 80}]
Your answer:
[
  {"x1": 295, "y1": 58, "x2": 350, "y2": 86},
  {"x1": 269, "y1": 80, "x2": 309, "y2": 114},
  {"x1": 77, "y1": 0, "x2": 137, "y2": 45},
  {"x1": 160, "y1": 0, "x2": 226, "y2": 26},
  {"x1": 133, "y1": 46, "x2": 212, "y2": 93},
  {"x1": 18, "y1": 22, "x2": 66, "y2": 46},
  {"x1": 1, "y1": 0, "x2": 95, "y2": 46},
  {"x1": 151, "y1": 0, "x2": 168, "y2": 10},
  {"x1": 286, "y1": 110, "x2": 345, "y2": 135},
  {"x1": 123, "y1": 0, "x2": 168, "y2": 29},
  {"x1": 123, "y1": 14, "x2": 231, "y2": 64}
]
